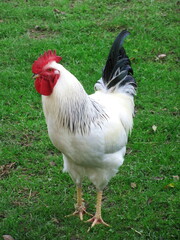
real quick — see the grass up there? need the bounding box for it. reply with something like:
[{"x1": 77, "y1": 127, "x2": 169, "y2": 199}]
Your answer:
[{"x1": 0, "y1": 0, "x2": 179, "y2": 239}]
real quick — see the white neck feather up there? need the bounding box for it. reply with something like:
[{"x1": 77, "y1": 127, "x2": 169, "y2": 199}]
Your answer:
[{"x1": 42, "y1": 62, "x2": 108, "y2": 134}]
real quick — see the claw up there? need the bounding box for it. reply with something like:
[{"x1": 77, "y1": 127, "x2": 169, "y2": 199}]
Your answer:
[
  {"x1": 86, "y1": 216, "x2": 110, "y2": 232},
  {"x1": 65, "y1": 202, "x2": 92, "y2": 220}
]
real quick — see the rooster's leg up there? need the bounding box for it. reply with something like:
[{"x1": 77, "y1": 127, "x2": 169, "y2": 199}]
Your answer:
[
  {"x1": 66, "y1": 185, "x2": 92, "y2": 220},
  {"x1": 86, "y1": 191, "x2": 110, "y2": 231}
]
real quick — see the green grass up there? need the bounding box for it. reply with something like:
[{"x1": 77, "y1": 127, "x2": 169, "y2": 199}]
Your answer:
[{"x1": 0, "y1": 0, "x2": 179, "y2": 239}]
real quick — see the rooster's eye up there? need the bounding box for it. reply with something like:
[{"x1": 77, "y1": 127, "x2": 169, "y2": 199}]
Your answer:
[{"x1": 47, "y1": 68, "x2": 53, "y2": 72}]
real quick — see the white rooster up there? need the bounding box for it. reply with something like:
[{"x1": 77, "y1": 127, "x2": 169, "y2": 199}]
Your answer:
[{"x1": 32, "y1": 30, "x2": 136, "y2": 230}]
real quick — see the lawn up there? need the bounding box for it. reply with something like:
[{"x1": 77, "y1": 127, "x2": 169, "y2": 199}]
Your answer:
[{"x1": 0, "y1": 0, "x2": 179, "y2": 239}]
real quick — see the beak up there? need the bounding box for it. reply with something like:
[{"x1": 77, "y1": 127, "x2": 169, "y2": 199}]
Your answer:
[{"x1": 32, "y1": 74, "x2": 40, "y2": 79}]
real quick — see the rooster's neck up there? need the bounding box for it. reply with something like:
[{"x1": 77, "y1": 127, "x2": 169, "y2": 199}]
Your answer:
[{"x1": 42, "y1": 67, "x2": 108, "y2": 135}]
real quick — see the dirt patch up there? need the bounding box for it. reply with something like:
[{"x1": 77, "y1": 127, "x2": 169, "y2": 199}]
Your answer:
[
  {"x1": 28, "y1": 25, "x2": 60, "y2": 39},
  {"x1": 0, "y1": 162, "x2": 16, "y2": 179}
]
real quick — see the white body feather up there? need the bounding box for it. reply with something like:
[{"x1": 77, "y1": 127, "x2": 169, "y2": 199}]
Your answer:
[{"x1": 42, "y1": 62, "x2": 134, "y2": 190}]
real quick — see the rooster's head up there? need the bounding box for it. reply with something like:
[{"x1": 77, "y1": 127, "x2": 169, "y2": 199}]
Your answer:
[{"x1": 32, "y1": 50, "x2": 62, "y2": 96}]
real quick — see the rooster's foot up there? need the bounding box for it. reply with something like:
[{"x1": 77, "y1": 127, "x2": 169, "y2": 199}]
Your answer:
[
  {"x1": 66, "y1": 202, "x2": 92, "y2": 220},
  {"x1": 86, "y1": 216, "x2": 110, "y2": 231}
]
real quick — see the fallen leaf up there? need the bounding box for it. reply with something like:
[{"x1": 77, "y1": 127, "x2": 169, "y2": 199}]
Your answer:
[
  {"x1": 152, "y1": 125, "x2": 157, "y2": 132},
  {"x1": 173, "y1": 175, "x2": 179, "y2": 181},
  {"x1": 52, "y1": 218, "x2": 60, "y2": 224},
  {"x1": 3, "y1": 235, "x2": 15, "y2": 240},
  {"x1": 53, "y1": 9, "x2": 66, "y2": 15},
  {"x1": 131, "y1": 182, "x2": 137, "y2": 189},
  {"x1": 153, "y1": 176, "x2": 164, "y2": 181},
  {"x1": 165, "y1": 183, "x2": 175, "y2": 189},
  {"x1": 147, "y1": 197, "x2": 153, "y2": 205},
  {"x1": 155, "y1": 53, "x2": 167, "y2": 61},
  {"x1": 50, "y1": 161, "x2": 57, "y2": 166},
  {"x1": 130, "y1": 57, "x2": 136, "y2": 61},
  {"x1": 158, "y1": 54, "x2": 166, "y2": 59},
  {"x1": 54, "y1": 8, "x2": 60, "y2": 13}
]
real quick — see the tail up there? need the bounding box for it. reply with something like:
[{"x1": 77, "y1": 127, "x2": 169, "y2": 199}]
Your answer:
[{"x1": 95, "y1": 30, "x2": 137, "y2": 96}]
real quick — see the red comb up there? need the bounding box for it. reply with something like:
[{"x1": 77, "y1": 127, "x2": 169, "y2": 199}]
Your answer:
[{"x1": 32, "y1": 50, "x2": 62, "y2": 74}]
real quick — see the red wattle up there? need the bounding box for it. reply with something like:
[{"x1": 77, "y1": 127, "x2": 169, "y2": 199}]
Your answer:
[{"x1": 34, "y1": 75, "x2": 59, "y2": 96}]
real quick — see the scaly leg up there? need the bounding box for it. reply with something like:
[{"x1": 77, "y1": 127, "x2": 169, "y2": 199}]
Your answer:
[
  {"x1": 66, "y1": 185, "x2": 92, "y2": 220},
  {"x1": 86, "y1": 191, "x2": 110, "y2": 231}
]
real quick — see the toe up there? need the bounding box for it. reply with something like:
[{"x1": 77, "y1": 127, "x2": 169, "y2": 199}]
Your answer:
[{"x1": 86, "y1": 216, "x2": 110, "y2": 231}]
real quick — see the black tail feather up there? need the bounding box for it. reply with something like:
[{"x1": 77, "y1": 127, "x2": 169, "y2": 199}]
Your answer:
[{"x1": 101, "y1": 30, "x2": 137, "y2": 95}]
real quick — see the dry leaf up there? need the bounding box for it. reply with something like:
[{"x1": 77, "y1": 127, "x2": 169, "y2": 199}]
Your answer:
[
  {"x1": 3, "y1": 235, "x2": 15, "y2": 240},
  {"x1": 52, "y1": 218, "x2": 60, "y2": 224},
  {"x1": 153, "y1": 176, "x2": 164, "y2": 181},
  {"x1": 152, "y1": 125, "x2": 157, "y2": 132},
  {"x1": 155, "y1": 53, "x2": 167, "y2": 61},
  {"x1": 53, "y1": 9, "x2": 66, "y2": 15},
  {"x1": 50, "y1": 161, "x2": 57, "y2": 166},
  {"x1": 53, "y1": 8, "x2": 61, "y2": 13},
  {"x1": 147, "y1": 197, "x2": 153, "y2": 205},
  {"x1": 130, "y1": 57, "x2": 136, "y2": 61},
  {"x1": 131, "y1": 182, "x2": 137, "y2": 189},
  {"x1": 165, "y1": 183, "x2": 175, "y2": 189},
  {"x1": 173, "y1": 175, "x2": 179, "y2": 181},
  {"x1": 158, "y1": 54, "x2": 166, "y2": 59}
]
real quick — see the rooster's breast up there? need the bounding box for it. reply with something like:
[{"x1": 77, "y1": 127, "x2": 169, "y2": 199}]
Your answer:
[{"x1": 47, "y1": 115, "x2": 127, "y2": 169}]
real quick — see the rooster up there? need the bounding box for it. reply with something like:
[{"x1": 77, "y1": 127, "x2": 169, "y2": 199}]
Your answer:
[{"x1": 32, "y1": 30, "x2": 136, "y2": 230}]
